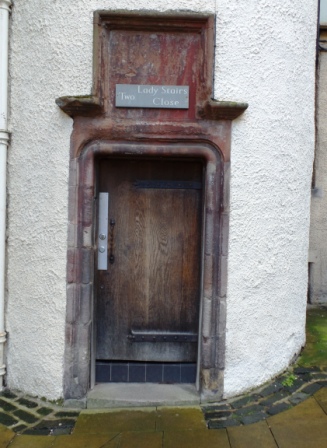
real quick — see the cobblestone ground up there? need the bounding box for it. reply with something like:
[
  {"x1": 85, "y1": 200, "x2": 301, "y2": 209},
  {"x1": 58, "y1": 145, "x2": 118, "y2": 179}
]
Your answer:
[
  {"x1": 203, "y1": 305, "x2": 327, "y2": 428},
  {"x1": 0, "y1": 390, "x2": 79, "y2": 435},
  {"x1": 203, "y1": 367, "x2": 327, "y2": 428}
]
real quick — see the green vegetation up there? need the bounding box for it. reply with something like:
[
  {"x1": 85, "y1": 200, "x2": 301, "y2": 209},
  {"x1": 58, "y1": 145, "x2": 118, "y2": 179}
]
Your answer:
[
  {"x1": 282, "y1": 374, "x2": 297, "y2": 387},
  {"x1": 297, "y1": 306, "x2": 327, "y2": 368}
]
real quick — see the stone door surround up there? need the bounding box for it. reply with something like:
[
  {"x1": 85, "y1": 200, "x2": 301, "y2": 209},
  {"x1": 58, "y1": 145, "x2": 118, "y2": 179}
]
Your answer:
[{"x1": 56, "y1": 11, "x2": 247, "y2": 401}]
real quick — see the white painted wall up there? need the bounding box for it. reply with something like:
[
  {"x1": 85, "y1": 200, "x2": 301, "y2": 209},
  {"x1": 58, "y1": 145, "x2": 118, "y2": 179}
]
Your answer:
[{"x1": 6, "y1": 0, "x2": 317, "y2": 399}]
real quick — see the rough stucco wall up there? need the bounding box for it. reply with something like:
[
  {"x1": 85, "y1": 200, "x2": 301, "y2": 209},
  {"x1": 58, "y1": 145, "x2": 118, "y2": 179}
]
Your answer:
[
  {"x1": 217, "y1": 1, "x2": 317, "y2": 397},
  {"x1": 309, "y1": 49, "x2": 327, "y2": 305},
  {"x1": 6, "y1": 0, "x2": 216, "y2": 400},
  {"x1": 6, "y1": 0, "x2": 316, "y2": 399}
]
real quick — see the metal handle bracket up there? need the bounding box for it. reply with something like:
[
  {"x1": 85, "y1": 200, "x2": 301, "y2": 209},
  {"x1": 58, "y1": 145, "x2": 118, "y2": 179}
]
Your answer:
[{"x1": 97, "y1": 192, "x2": 109, "y2": 270}]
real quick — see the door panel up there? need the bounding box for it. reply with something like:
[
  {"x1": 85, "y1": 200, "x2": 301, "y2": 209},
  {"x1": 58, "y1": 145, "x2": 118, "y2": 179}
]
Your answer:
[{"x1": 96, "y1": 158, "x2": 202, "y2": 362}]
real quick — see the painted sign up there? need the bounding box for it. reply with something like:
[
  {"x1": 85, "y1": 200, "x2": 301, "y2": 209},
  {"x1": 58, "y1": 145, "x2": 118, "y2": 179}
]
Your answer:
[{"x1": 115, "y1": 85, "x2": 189, "y2": 109}]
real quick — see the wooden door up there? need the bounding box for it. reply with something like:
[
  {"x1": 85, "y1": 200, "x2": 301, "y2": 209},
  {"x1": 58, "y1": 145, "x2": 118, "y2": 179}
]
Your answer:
[{"x1": 96, "y1": 158, "x2": 202, "y2": 362}]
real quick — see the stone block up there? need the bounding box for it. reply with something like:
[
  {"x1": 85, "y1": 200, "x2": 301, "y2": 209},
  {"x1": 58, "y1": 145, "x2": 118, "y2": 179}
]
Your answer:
[
  {"x1": 74, "y1": 324, "x2": 91, "y2": 365},
  {"x1": 222, "y1": 162, "x2": 230, "y2": 212},
  {"x1": 81, "y1": 248, "x2": 93, "y2": 284},
  {"x1": 214, "y1": 338, "x2": 225, "y2": 370},
  {"x1": 79, "y1": 153, "x2": 94, "y2": 188},
  {"x1": 68, "y1": 186, "x2": 78, "y2": 225},
  {"x1": 208, "y1": 419, "x2": 241, "y2": 429},
  {"x1": 65, "y1": 323, "x2": 76, "y2": 348},
  {"x1": 0, "y1": 411, "x2": 18, "y2": 426},
  {"x1": 234, "y1": 404, "x2": 265, "y2": 416},
  {"x1": 259, "y1": 381, "x2": 283, "y2": 397},
  {"x1": 36, "y1": 407, "x2": 53, "y2": 417},
  {"x1": 67, "y1": 223, "x2": 78, "y2": 248},
  {"x1": 69, "y1": 158, "x2": 78, "y2": 187},
  {"x1": 80, "y1": 187, "x2": 94, "y2": 227},
  {"x1": 267, "y1": 402, "x2": 292, "y2": 416},
  {"x1": 82, "y1": 225, "x2": 93, "y2": 248},
  {"x1": 215, "y1": 299, "x2": 227, "y2": 339},
  {"x1": 289, "y1": 392, "x2": 309, "y2": 406},
  {"x1": 240, "y1": 412, "x2": 267, "y2": 425},
  {"x1": 218, "y1": 255, "x2": 228, "y2": 298},
  {"x1": 0, "y1": 398, "x2": 17, "y2": 412},
  {"x1": 16, "y1": 398, "x2": 38, "y2": 409},
  {"x1": 13, "y1": 410, "x2": 38, "y2": 424},
  {"x1": 220, "y1": 213, "x2": 229, "y2": 256},
  {"x1": 80, "y1": 284, "x2": 92, "y2": 324},
  {"x1": 67, "y1": 249, "x2": 82, "y2": 284},
  {"x1": 201, "y1": 297, "x2": 212, "y2": 338},
  {"x1": 63, "y1": 398, "x2": 87, "y2": 410},
  {"x1": 301, "y1": 383, "x2": 322, "y2": 395},
  {"x1": 261, "y1": 391, "x2": 290, "y2": 407},
  {"x1": 201, "y1": 338, "x2": 213, "y2": 369},
  {"x1": 66, "y1": 284, "x2": 78, "y2": 324}
]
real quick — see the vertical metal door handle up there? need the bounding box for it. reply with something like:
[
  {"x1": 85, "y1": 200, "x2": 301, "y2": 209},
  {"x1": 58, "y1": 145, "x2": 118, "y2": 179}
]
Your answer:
[{"x1": 98, "y1": 193, "x2": 109, "y2": 270}]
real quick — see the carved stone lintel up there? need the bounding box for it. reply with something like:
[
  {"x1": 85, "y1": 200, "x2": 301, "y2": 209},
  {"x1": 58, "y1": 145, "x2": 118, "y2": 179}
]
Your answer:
[
  {"x1": 197, "y1": 100, "x2": 248, "y2": 121},
  {"x1": 55, "y1": 96, "x2": 103, "y2": 117}
]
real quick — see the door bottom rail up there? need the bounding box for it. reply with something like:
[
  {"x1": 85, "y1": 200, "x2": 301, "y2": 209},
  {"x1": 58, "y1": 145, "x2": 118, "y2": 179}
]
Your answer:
[{"x1": 95, "y1": 361, "x2": 197, "y2": 383}]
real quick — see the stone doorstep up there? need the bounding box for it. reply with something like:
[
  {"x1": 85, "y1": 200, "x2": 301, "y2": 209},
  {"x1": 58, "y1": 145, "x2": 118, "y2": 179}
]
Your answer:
[{"x1": 87, "y1": 383, "x2": 200, "y2": 409}]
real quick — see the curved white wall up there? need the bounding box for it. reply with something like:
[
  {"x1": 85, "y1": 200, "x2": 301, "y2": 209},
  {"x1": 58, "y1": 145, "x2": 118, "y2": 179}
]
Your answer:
[
  {"x1": 217, "y1": 1, "x2": 317, "y2": 397},
  {"x1": 6, "y1": 0, "x2": 317, "y2": 399}
]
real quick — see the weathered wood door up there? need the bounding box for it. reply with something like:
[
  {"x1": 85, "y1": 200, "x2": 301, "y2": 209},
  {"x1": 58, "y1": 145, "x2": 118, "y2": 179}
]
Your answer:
[{"x1": 96, "y1": 158, "x2": 202, "y2": 362}]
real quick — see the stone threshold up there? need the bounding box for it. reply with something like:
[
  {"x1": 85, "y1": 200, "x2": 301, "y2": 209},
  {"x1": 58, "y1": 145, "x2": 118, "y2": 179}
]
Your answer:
[{"x1": 87, "y1": 383, "x2": 200, "y2": 408}]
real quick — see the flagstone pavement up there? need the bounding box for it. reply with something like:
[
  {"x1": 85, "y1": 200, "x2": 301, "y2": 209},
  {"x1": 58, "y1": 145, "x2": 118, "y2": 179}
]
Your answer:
[
  {"x1": 1, "y1": 394, "x2": 327, "y2": 448},
  {"x1": 0, "y1": 305, "x2": 326, "y2": 447}
]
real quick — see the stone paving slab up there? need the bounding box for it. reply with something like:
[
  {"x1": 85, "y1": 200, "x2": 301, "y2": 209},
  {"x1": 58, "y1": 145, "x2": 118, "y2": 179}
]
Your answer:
[
  {"x1": 267, "y1": 397, "x2": 327, "y2": 448},
  {"x1": 119, "y1": 431, "x2": 163, "y2": 448},
  {"x1": 163, "y1": 429, "x2": 230, "y2": 448},
  {"x1": 52, "y1": 434, "x2": 118, "y2": 448},
  {"x1": 227, "y1": 420, "x2": 278, "y2": 448},
  {"x1": 0, "y1": 397, "x2": 327, "y2": 447},
  {"x1": 74, "y1": 409, "x2": 156, "y2": 434},
  {"x1": 0, "y1": 424, "x2": 15, "y2": 448},
  {"x1": 9, "y1": 435, "x2": 56, "y2": 447},
  {"x1": 314, "y1": 386, "x2": 327, "y2": 413},
  {"x1": 156, "y1": 406, "x2": 206, "y2": 431}
]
